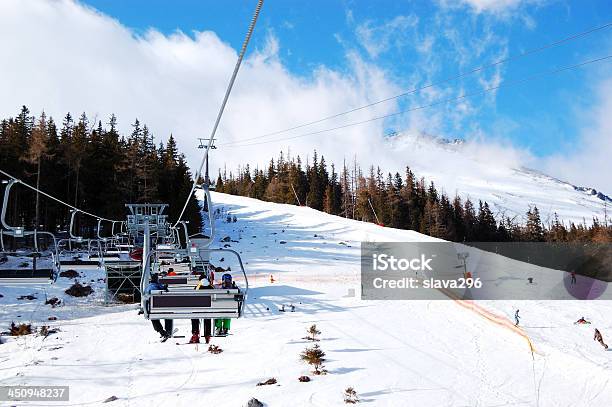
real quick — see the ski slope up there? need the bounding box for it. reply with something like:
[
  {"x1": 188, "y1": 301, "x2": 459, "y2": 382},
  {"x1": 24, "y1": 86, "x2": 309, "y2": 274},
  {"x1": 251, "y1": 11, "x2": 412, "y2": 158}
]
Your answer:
[{"x1": 0, "y1": 192, "x2": 611, "y2": 407}]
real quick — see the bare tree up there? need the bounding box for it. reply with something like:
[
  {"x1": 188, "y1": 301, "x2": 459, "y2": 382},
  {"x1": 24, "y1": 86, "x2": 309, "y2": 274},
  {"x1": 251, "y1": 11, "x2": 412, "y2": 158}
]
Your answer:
[{"x1": 21, "y1": 112, "x2": 50, "y2": 229}]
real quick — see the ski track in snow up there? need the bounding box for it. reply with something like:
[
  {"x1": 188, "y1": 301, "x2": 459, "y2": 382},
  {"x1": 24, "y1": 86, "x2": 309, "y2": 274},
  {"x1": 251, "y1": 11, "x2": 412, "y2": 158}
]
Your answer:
[{"x1": 0, "y1": 191, "x2": 611, "y2": 406}]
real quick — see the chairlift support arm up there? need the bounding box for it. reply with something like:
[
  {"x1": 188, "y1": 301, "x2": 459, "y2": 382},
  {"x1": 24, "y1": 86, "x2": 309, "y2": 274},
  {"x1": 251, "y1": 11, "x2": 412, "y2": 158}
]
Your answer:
[
  {"x1": 1, "y1": 179, "x2": 20, "y2": 232},
  {"x1": 204, "y1": 186, "x2": 216, "y2": 245},
  {"x1": 96, "y1": 218, "x2": 105, "y2": 240},
  {"x1": 69, "y1": 210, "x2": 83, "y2": 241}
]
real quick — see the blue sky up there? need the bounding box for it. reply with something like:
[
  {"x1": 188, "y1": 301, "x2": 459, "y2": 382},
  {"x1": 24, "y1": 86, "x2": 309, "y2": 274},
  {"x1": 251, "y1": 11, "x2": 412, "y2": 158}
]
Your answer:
[{"x1": 81, "y1": 0, "x2": 612, "y2": 157}]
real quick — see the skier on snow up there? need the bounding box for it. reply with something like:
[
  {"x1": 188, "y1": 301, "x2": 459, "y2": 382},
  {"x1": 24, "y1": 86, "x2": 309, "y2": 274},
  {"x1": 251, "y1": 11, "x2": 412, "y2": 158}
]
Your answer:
[
  {"x1": 514, "y1": 309, "x2": 520, "y2": 326},
  {"x1": 594, "y1": 328, "x2": 609, "y2": 350},
  {"x1": 574, "y1": 317, "x2": 591, "y2": 325},
  {"x1": 145, "y1": 274, "x2": 173, "y2": 340},
  {"x1": 214, "y1": 273, "x2": 237, "y2": 336},
  {"x1": 190, "y1": 274, "x2": 214, "y2": 344}
]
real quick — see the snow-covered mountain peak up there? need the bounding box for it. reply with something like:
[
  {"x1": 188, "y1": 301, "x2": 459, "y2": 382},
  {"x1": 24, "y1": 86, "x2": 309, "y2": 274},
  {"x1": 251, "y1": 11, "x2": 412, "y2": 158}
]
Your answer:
[{"x1": 382, "y1": 131, "x2": 609, "y2": 225}]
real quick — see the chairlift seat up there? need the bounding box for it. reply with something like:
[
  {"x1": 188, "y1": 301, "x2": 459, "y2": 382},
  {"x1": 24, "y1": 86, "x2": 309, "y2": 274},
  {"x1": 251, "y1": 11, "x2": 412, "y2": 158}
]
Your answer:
[
  {"x1": 148, "y1": 288, "x2": 244, "y2": 319},
  {"x1": 101, "y1": 252, "x2": 121, "y2": 258},
  {"x1": 165, "y1": 279, "x2": 202, "y2": 290},
  {"x1": 0, "y1": 268, "x2": 53, "y2": 285},
  {"x1": 159, "y1": 276, "x2": 191, "y2": 285}
]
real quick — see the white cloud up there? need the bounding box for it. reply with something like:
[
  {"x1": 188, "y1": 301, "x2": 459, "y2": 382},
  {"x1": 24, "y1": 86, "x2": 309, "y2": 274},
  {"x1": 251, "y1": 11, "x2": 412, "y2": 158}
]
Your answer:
[
  {"x1": 437, "y1": 0, "x2": 545, "y2": 26},
  {"x1": 460, "y1": 0, "x2": 524, "y2": 13},
  {"x1": 281, "y1": 20, "x2": 294, "y2": 30},
  {"x1": 355, "y1": 15, "x2": 419, "y2": 59},
  {"x1": 543, "y1": 78, "x2": 612, "y2": 195},
  {"x1": 440, "y1": 0, "x2": 540, "y2": 14},
  {"x1": 0, "y1": 0, "x2": 400, "y2": 177}
]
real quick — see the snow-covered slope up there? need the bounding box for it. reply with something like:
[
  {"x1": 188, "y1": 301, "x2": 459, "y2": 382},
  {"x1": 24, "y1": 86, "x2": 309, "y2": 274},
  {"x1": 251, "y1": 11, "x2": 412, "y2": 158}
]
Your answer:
[
  {"x1": 386, "y1": 132, "x2": 610, "y2": 225},
  {"x1": 1, "y1": 192, "x2": 611, "y2": 407}
]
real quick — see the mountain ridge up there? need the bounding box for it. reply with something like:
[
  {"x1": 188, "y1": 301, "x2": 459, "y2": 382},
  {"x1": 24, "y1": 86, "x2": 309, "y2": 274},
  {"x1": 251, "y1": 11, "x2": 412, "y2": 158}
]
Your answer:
[{"x1": 384, "y1": 131, "x2": 609, "y2": 224}]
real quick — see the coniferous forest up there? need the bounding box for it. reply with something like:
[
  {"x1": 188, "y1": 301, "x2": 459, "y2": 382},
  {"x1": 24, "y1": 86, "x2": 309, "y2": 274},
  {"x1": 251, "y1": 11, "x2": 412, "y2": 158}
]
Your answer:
[
  {"x1": 1, "y1": 106, "x2": 610, "y2": 244},
  {"x1": 0, "y1": 106, "x2": 202, "y2": 236},
  {"x1": 215, "y1": 150, "x2": 612, "y2": 243}
]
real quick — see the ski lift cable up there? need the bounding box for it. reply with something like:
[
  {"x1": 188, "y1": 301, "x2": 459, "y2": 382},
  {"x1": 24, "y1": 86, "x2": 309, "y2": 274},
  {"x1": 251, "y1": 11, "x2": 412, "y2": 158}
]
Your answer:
[
  {"x1": 290, "y1": 183, "x2": 301, "y2": 206},
  {"x1": 223, "y1": 54, "x2": 612, "y2": 148},
  {"x1": 0, "y1": 168, "x2": 121, "y2": 223},
  {"x1": 217, "y1": 20, "x2": 612, "y2": 146},
  {"x1": 367, "y1": 197, "x2": 381, "y2": 225},
  {"x1": 173, "y1": 0, "x2": 264, "y2": 227}
]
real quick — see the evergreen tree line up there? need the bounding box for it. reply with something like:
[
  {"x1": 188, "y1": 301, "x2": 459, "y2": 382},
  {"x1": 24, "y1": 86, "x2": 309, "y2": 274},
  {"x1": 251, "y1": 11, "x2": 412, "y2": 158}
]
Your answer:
[
  {"x1": 215, "y1": 150, "x2": 612, "y2": 243},
  {"x1": 0, "y1": 106, "x2": 202, "y2": 237}
]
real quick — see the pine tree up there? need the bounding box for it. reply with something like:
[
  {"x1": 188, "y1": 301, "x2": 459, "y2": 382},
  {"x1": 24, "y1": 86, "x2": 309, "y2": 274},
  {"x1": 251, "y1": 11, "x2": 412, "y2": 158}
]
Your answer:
[
  {"x1": 307, "y1": 151, "x2": 324, "y2": 210},
  {"x1": 340, "y1": 159, "x2": 354, "y2": 218},
  {"x1": 306, "y1": 324, "x2": 321, "y2": 341},
  {"x1": 477, "y1": 201, "x2": 497, "y2": 241},
  {"x1": 451, "y1": 195, "x2": 465, "y2": 241},
  {"x1": 344, "y1": 387, "x2": 359, "y2": 404},
  {"x1": 300, "y1": 344, "x2": 326, "y2": 375},
  {"x1": 69, "y1": 113, "x2": 90, "y2": 206},
  {"x1": 136, "y1": 125, "x2": 159, "y2": 202},
  {"x1": 252, "y1": 169, "x2": 268, "y2": 200},
  {"x1": 463, "y1": 199, "x2": 477, "y2": 241},
  {"x1": 525, "y1": 206, "x2": 545, "y2": 241},
  {"x1": 401, "y1": 167, "x2": 418, "y2": 230},
  {"x1": 58, "y1": 113, "x2": 75, "y2": 205},
  {"x1": 355, "y1": 175, "x2": 371, "y2": 222},
  {"x1": 548, "y1": 213, "x2": 567, "y2": 242},
  {"x1": 15, "y1": 106, "x2": 33, "y2": 150},
  {"x1": 215, "y1": 172, "x2": 224, "y2": 192},
  {"x1": 173, "y1": 154, "x2": 202, "y2": 235},
  {"x1": 326, "y1": 163, "x2": 342, "y2": 214}
]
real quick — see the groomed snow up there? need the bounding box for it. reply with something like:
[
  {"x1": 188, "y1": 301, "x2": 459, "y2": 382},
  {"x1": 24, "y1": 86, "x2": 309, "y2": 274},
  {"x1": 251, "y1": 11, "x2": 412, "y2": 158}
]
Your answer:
[{"x1": 0, "y1": 192, "x2": 610, "y2": 407}]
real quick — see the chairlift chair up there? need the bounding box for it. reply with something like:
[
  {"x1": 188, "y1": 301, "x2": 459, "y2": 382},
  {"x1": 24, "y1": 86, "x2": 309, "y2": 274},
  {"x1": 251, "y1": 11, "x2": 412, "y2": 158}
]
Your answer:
[
  {"x1": 0, "y1": 179, "x2": 60, "y2": 284},
  {"x1": 138, "y1": 197, "x2": 247, "y2": 322},
  {"x1": 57, "y1": 209, "x2": 92, "y2": 262},
  {"x1": 133, "y1": 193, "x2": 247, "y2": 332},
  {"x1": 142, "y1": 248, "x2": 247, "y2": 320}
]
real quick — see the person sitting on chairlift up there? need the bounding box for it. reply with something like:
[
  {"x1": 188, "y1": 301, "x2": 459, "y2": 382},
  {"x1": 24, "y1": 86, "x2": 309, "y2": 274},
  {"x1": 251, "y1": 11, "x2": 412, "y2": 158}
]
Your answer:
[
  {"x1": 214, "y1": 273, "x2": 236, "y2": 336},
  {"x1": 166, "y1": 267, "x2": 177, "y2": 276},
  {"x1": 190, "y1": 274, "x2": 214, "y2": 344},
  {"x1": 145, "y1": 273, "x2": 173, "y2": 339}
]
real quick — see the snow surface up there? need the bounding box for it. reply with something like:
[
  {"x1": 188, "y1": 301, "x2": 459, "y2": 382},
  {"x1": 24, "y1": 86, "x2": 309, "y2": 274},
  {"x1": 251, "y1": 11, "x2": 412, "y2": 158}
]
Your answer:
[{"x1": 0, "y1": 192, "x2": 611, "y2": 407}]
